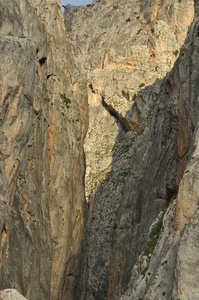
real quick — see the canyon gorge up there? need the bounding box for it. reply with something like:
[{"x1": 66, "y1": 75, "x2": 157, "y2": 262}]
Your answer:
[{"x1": 0, "y1": 0, "x2": 199, "y2": 299}]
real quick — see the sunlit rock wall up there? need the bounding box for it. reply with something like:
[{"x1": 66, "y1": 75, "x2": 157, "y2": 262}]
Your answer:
[{"x1": 0, "y1": 0, "x2": 88, "y2": 299}]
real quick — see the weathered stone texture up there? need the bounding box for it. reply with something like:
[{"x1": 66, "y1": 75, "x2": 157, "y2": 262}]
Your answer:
[
  {"x1": 64, "y1": 0, "x2": 199, "y2": 299},
  {"x1": 64, "y1": 0, "x2": 194, "y2": 198},
  {"x1": 1, "y1": 0, "x2": 199, "y2": 299},
  {"x1": 176, "y1": 208, "x2": 199, "y2": 299},
  {"x1": 0, "y1": 0, "x2": 88, "y2": 299},
  {"x1": 0, "y1": 289, "x2": 27, "y2": 300},
  {"x1": 111, "y1": 1, "x2": 199, "y2": 299},
  {"x1": 119, "y1": 201, "x2": 178, "y2": 300}
]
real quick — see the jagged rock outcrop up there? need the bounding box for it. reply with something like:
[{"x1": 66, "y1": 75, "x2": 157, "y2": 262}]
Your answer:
[
  {"x1": 64, "y1": 0, "x2": 194, "y2": 198},
  {"x1": 0, "y1": 0, "x2": 88, "y2": 299}
]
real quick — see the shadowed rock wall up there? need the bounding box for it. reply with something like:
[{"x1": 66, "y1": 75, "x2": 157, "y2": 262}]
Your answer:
[
  {"x1": 64, "y1": 0, "x2": 199, "y2": 299},
  {"x1": 64, "y1": 0, "x2": 194, "y2": 199},
  {"x1": 1, "y1": 0, "x2": 199, "y2": 299}
]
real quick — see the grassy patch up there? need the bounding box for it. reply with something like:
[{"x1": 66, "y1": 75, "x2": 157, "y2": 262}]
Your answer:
[{"x1": 143, "y1": 212, "x2": 164, "y2": 256}]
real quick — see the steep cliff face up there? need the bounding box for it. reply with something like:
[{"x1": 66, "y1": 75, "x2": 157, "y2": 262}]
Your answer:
[
  {"x1": 0, "y1": 0, "x2": 88, "y2": 299},
  {"x1": 118, "y1": 7, "x2": 199, "y2": 297},
  {"x1": 64, "y1": 0, "x2": 194, "y2": 198},
  {"x1": 64, "y1": 1, "x2": 199, "y2": 300},
  {"x1": 1, "y1": 0, "x2": 199, "y2": 300}
]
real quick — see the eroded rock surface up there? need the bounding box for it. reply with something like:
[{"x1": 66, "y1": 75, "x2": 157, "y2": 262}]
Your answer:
[
  {"x1": 1, "y1": 0, "x2": 199, "y2": 300},
  {"x1": 0, "y1": 0, "x2": 88, "y2": 299},
  {"x1": 0, "y1": 289, "x2": 27, "y2": 300},
  {"x1": 64, "y1": 0, "x2": 194, "y2": 198},
  {"x1": 64, "y1": 0, "x2": 199, "y2": 299}
]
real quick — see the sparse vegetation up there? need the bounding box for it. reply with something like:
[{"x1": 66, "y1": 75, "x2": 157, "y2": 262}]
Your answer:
[
  {"x1": 60, "y1": 93, "x2": 71, "y2": 106},
  {"x1": 139, "y1": 83, "x2": 145, "y2": 88},
  {"x1": 45, "y1": 88, "x2": 50, "y2": 102},
  {"x1": 143, "y1": 212, "x2": 164, "y2": 256},
  {"x1": 173, "y1": 49, "x2": 179, "y2": 57},
  {"x1": 126, "y1": 18, "x2": 131, "y2": 23},
  {"x1": 141, "y1": 265, "x2": 148, "y2": 276}
]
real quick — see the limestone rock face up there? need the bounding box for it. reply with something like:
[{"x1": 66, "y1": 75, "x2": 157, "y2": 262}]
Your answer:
[
  {"x1": 64, "y1": 0, "x2": 199, "y2": 299},
  {"x1": 140, "y1": 0, "x2": 194, "y2": 32},
  {"x1": 119, "y1": 201, "x2": 178, "y2": 300},
  {"x1": 0, "y1": 289, "x2": 27, "y2": 300},
  {"x1": 1, "y1": 0, "x2": 199, "y2": 300},
  {"x1": 0, "y1": 0, "x2": 88, "y2": 299},
  {"x1": 176, "y1": 208, "x2": 199, "y2": 299},
  {"x1": 64, "y1": 0, "x2": 194, "y2": 198},
  {"x1": 119, "y1": 197, "x2": 199, "y2": 300}
]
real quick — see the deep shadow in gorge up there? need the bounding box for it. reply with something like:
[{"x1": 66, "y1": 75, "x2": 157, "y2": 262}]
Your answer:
[
  {"x1": 60, "y1": 1, "x2": 199, "y2": 298},
  {"x1": 68, "y1": 21, "x2": 199, "y2": 298},
  {"x1": 1, "y1": 0, "x2": 199, "y2": 299}
]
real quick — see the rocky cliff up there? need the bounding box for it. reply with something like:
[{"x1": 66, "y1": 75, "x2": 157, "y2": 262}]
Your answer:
[
  {"x1": 0, "y1": 0, "x2": 88, "y2": 299},
  {"x1": 1, "y1": 0, "x2": 199, "y2": 300},
  {"x1": 64, "y1": 0, "x2": 199, "y2": 299},
  {"x1": 64, "y1": 0, "x2": 194, "y2": 199}
]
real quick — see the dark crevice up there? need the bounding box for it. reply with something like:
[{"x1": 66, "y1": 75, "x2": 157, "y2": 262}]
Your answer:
[
  {"x1": 101, "y1": 96, "x2": 134, "y2": 131},
  {"x1": 66, "y1": 273, "x2": 74, "y2": 277},
  {"x1": 166, "y1": 185, "x2": 178, "y2": 203},
  {"x1": 47, "y1": 73, "x2": 53, "y2": 80},
  {"x1": 122, "y1": 90, "x2": 130, "y2": 101},
  {"x1": 39, "y1": 57, "x2": 47, "y2": 66},
  {"x1": 89, "y1": 83, "x2": 136, "y2": 132},
  {"x1": 88, "y1": 83, "x2": 95, "y2": 93},
  {"x1": 1, "y1": 223, "x2": 7, "y2": 234}
]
